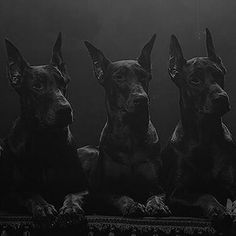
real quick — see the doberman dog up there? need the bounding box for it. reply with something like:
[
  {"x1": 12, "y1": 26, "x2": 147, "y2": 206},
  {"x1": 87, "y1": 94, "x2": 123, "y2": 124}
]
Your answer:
[
  {"x1": 161, "y1": 28, "x2": 236, "y2": 223},
  {"x1": 79, "y1": 35, "x2": 170, "y2": 216},
  {"x1": 0, "y1": 33, "x2": 88, "y2": 220}
]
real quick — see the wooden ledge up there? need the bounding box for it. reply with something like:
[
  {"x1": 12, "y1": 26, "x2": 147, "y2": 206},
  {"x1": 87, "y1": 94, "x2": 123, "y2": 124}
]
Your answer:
[{"x1": 0, "y1": 215, "x2": 217, "y2": 235}]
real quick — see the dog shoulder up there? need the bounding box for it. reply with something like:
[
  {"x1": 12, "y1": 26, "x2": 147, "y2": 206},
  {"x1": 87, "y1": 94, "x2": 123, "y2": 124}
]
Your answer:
[
  {"x1": 220, "y1": 123, "x2": 236, "y2": 163},
  {"x1": 160, "y1": 122, "x2": 184, "y2": 171},
  {"x1": 5, "y1": 118, "x2": 28, "y2": 157},
  {"x1": 147, "y1": 121, "x2": 159, "y2": 144},
  {"x1": 222, "y1": 122, "x2": 234, "y2": 143},
  {"x1": 170, "y1": 122, "x2": 184, "y2": 145}
]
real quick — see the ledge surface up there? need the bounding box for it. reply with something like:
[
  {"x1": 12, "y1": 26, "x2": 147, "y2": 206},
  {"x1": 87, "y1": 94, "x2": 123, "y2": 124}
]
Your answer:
[{"x1": 0, "y1": 215, "x2": 218, "y2": 235}]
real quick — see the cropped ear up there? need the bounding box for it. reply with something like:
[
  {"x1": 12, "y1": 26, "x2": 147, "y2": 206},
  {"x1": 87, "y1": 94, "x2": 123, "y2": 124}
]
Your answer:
[
  {"x1": 51, "y1": 32, "x2": 70, "y2": 83},
  {"x1": 137, "y1": 34, "x2": 156, "y2": 73},
  {"x1": 206, "y1": 28, "x2": 226, "y2": 74},
  {"x1": 5, "y1": 39, "x2": 29, "y2": 90},
  {"x1": 84, "y1": 41, "x2": 111, "y2": 85},
  {"x1": 168, "y1": 35, "x2": 186, "y2": 83}
]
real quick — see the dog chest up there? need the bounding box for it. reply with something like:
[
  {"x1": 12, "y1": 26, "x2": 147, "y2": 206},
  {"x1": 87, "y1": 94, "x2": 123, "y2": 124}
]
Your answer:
[
  {"x1": 102, "y1": 150, "x2": 157, "y2": 183},
  {"x1": 12, "y1": 148, "x2": 84, "y2": 194},
  {"x1": 172, "y1": 142, "x2": 233, "y2": 189}
]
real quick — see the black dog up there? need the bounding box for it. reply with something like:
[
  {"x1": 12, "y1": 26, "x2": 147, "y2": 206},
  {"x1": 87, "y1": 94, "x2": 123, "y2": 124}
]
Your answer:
[
  {"x1": 80, "y1": 35, "x2": 170, "y2": 216},
  {"x1": 0, "y1": 33, "x2": 88, "y2": 219},
  {"x1": 161, "y1": 29, "x2": 236, "y2": 221}
]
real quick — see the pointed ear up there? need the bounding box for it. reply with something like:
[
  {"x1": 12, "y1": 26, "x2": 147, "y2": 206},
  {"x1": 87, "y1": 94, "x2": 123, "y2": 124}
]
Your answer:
[
  {"x1": 206, "y1": 28, "x2": 226, "y2": 74},
  {"x1": 206, "y1": 28, "x2": 218, "y2": 60},
  {"x1": 168, "y1": 35, "x2": 186, "y2": 82},
  {"x1": 51, "y1": 32, "x2": 70, "y2": 83},
  {"x1": 137, "y1": 34, "x2": 156, "y2": 73},
  {"x1": 84, "y1": 41, "x2": 111, "y2": 85},
  {"x1": 5, "y1": 39, "x2": 29, "y2": 89}
]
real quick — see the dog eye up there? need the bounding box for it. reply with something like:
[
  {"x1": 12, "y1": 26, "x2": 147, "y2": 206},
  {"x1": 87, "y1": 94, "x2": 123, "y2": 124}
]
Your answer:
[
  {"x1": 32, "y1": 82, "x2": 43, "y2": 91},
  {"x1": 190, "y1": 78, "x2": 201, "y2": 86},
  {"x1": 114, "y1": 74, "x2": 124, "y2": 81}
]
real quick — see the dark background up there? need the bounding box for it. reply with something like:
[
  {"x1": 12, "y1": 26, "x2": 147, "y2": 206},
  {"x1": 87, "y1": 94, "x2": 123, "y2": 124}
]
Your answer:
[{"x1": 0, "y1": 0, "x2": 236, "y2": 148}]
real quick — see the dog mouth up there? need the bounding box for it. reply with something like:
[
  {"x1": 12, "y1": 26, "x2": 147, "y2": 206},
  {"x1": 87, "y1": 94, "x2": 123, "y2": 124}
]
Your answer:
[
  {"x1": 38, "y1": 111, "x2": 73, "y2": 129},
  {"x1": 54, "y1": 113, "x2": 73, "y2": 127},
  {"x1": 213, "y1": 97, "x2": 231, "y2": 116},
  {"x1": 123, "y1": 102, "x2": 150, "y2": 129},
  {"x1": 125, "y1": 100, "x2": 149, "y2": 114},
  {"x1": 54, "y1": 107, "x2": 74, "y2": 127},
  {"x1": 198, "y1": 94, "x2": 231, "y2": 117},
  {"x1": 198, "y1": 104, "x2": 230, "y2": 117}
]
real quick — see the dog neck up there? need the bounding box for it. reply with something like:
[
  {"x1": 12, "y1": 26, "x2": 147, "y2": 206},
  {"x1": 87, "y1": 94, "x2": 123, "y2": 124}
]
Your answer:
[
  {"x1": 7, "y1": 116, "x2": 72, "y2": 157},
  {"x1": 179, "y1": 93, "x2": 224, "y2": 144},
  {"x1": 6, "y1": 97, "x2": 72, "y2": 156},
  {"x1": 101, "y1": 97, "x2": 152, "y2": 147},
  {"x1": 19, "y1": 96, "x2": 69, "y2": 133},
  {"x1": 20, "y1": 96, "x2": 36, "y2": 127},
  {"x1": 19, "y1": 95, "x2": 47, "y2": 131}
]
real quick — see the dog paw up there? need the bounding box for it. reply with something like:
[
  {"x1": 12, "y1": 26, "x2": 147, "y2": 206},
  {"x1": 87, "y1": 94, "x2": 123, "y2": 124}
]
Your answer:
[
  {"x1": 208, "y1": 205, "x2": 233, "y2": 231},
  {"x1": 226, "y1": 198, "x2": 236, "y2": 215},
  {"x1": 25, "y1": 196, "x2": 57, "y2": 220},
  {"x1": 118, "y1": 196, "x2": 145, "y2": 217},
  {"x1": 32, "y1": 203, "x2": 57, "y2": 218},
  {"x1": 145, "y1": 195, "x2": 171, "y2": 216},
  {"x1": 125, "y1": 202, "x2": 146, "y2": 217},
  {"x1": 208, "y1": 204, "x2": 230, "y2": 219},
  {"x1": 58, "y1": 203, "x2": 85, "y2": 226},
  {"x1": 59, "y1": 202, "x2": 84, "y2": 216}
]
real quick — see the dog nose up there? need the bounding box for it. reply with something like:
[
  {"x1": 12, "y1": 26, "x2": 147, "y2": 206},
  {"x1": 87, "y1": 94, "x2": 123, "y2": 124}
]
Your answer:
[
  {"x1": 213, "y1": 94, "x2": 230, "y2": 115},
  {"x1": 56, "y1": 106, "x2": 73, "y2": 125},
  {"x1": 57, "y1": 106, "x2": 72, "y2": 116},
  {"x1": 133, "y1": 96, "x2": 149, "y2": 106}
]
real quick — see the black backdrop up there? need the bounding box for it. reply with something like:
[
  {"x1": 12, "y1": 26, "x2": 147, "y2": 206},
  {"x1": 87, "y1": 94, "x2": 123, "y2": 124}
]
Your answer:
[{"x1": 0, "y1": 0, "x2": 236, "y2": 148}]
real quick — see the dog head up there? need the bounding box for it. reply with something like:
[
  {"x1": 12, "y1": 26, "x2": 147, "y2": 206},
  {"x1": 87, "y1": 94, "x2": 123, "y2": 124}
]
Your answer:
[
  {"x1": 168, "y1": 28, "x2": 229, "y2": 118},
  {"x1": 5, "y1": 33, "x2": 73, "y2": 128},
  {"x1": 84, "y1": 35, "x2": 156, "y2": 125}
]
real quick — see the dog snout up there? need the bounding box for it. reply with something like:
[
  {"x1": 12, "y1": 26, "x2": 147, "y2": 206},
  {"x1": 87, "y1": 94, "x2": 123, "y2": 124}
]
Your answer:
[
  {"x1": 133, "y1": 95, "x2": 149, "y2": 107},
  {"x1": 56, "y1": 106, "x2": 72, "y2": 117},
  {"x1": 213, "y1": 94, "x2": 230, "y2": 115},
  {"x1": 55, "y1": 105, "x2": 73, "y2": 126}
]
